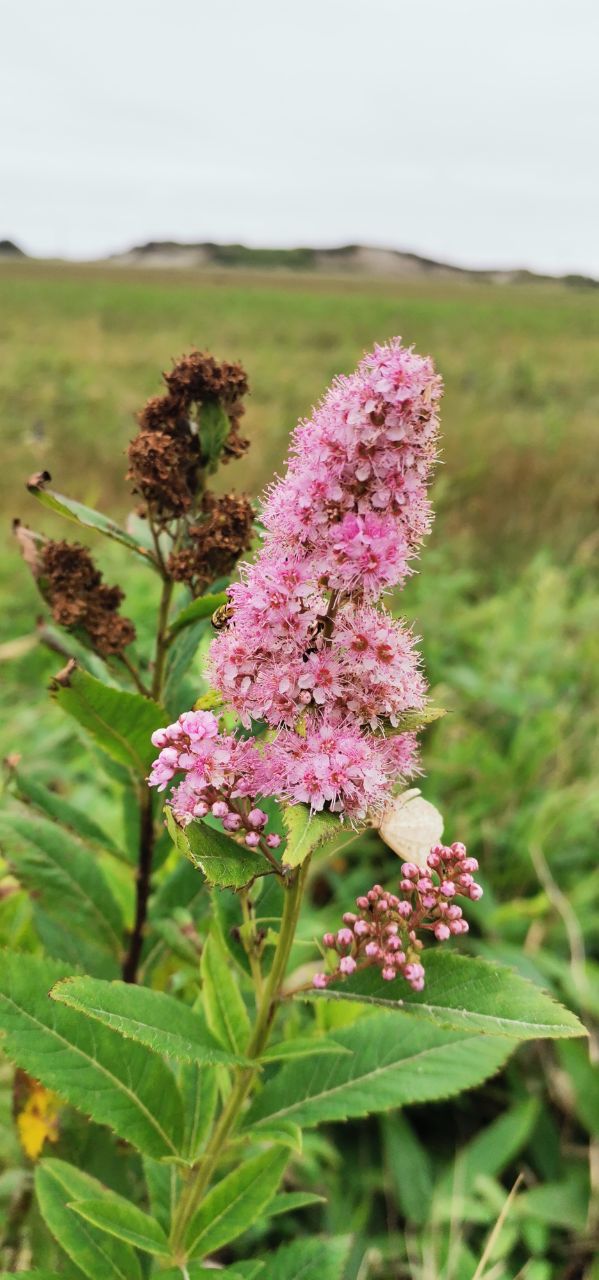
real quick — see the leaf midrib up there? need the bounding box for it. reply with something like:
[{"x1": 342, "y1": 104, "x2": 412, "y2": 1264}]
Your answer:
[
  {"x1": 314, "y1": 988, "x2": 579, "y2": 1036},
  {"x1": 5, "y1": 821, "x2": 122, "y2": 950},
  {"x1": 0, "y1": 991, "x2": 179, "y2": 1156},
  {"x1": 251, "y1": 1033, "x2": 507, "y2": 1127}
]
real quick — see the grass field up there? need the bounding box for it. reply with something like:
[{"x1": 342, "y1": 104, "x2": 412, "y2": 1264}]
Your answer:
[{"x1": 0, "y1": 262, "x2": 598, "y2": 1275}]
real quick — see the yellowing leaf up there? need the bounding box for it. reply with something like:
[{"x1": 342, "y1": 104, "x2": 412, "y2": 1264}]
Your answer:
[{"x1": 15, "y1": 1072, "x2": 60, "y2": 1160}]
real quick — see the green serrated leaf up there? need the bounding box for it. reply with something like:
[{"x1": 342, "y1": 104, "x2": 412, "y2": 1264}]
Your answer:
[
  {"x1": 180, "y1": 1055, "x2": 219, "y2": 1161},
  {"x1": 201, "y1": 929, "x2": 251, "y2": 1054},
  {"x1": 70, "y1": 1195, "x2": 169, "y2": 1257},
  {"x1": 260, "y1": 1036, "x2": 351, "y2": 1063},
  {"x1": 166, "y1": 808, "x2": 270, "y2": 889},
  {"x1": 0, "y1": 952, "x2": 184, "y2": 1159},
  {"x1": 245, "y1": 1013, "x2": 514, "y2": 1130},
  {"x1": 51, "y1": 665, "x2": 165, "y2": 776},
  {"x1": 239, "y1": 1119, "x2": 303, "y2": 1154},
  {"x1": 305, "y1": 951, "x2": 587, "y2": 1039},
  {"x1": 169, "y1": 592, "x2": 228, "y2": 638},
  {"x1": 282, "y1": 805, "x2": 358, "y2": 870},
  {"x1": 0, "y1": 808, "x2": 123, "y2": 976},
  {"x1": 35, "y1": 1159, "x2": 142, "y2": 1280},
  {"x1": 385, "y1": 705, "x2": 447, "y2": 733},
  {"x1": 12, "y1": 768, "x2": 125, "y2": 860},
  {"x1": 187, "y1": 1147, "x2": 288, "y2": 1257},
  {"x1": 260, "y1": 1235, "x2": 352, "y2": 1280},
  {"x1": 26, "y1": 473, "x2": 156, "y2": 567},
  {"x1": 50, "y1": 974, "x2": 249, "y2": 1067},
  {"x1": 267, "y1": 1190, "x2": 327, "y2": 1216}
]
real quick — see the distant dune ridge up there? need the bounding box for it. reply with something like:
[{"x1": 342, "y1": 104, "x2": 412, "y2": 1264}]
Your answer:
[
  {"x1": 2, "y1": 236, "x2": 596, "y2": 285},
  {"x1": 108, "y1": 240, "x2": 598, "y2": 287}
]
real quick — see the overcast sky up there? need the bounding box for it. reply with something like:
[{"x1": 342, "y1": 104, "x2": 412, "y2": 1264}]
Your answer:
[{"x1": 2, "y1": 0, "x2": 598, "y2": 275}]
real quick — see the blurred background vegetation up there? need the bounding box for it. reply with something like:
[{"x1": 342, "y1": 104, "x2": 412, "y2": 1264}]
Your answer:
[{"x1": 0, "y1": 262, "x2": 598, "y2": 1278}]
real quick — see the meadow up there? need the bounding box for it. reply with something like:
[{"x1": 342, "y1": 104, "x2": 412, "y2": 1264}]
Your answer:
[{"x1": 0, "y1": 262, "x2": 597, "y2": 1278}]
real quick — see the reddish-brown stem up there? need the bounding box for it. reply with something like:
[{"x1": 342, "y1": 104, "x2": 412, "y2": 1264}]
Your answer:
[{"x1": 121, "y1": 784, "x2": 155, "y2": 982}]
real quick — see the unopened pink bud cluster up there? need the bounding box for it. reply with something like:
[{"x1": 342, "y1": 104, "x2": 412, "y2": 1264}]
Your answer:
[
  {"x1": 205, "y1": 339, "x2": 441, "y2": 818},
  {"x1": 313, "y1": 843, "x2": 483, "y2": 992},
  {"x1": 148, "y1": 709, "x2": 280, "y2": 848}
]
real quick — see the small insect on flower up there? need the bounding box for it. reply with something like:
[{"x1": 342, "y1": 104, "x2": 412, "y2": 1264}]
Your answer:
[{"x1": 211, "y1": 602, "x2": 234, "y2": 630}]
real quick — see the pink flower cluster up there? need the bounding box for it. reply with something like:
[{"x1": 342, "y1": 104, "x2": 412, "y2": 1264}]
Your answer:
[
  {"x1": 208, "y1": 340, "x2": 441, "y2": 815},
  {"x1": 261, "y1": 340, "x2": 442, "y2": 595},
  {"x1": 155, "y1": 340, "x2": 442, "y2": 822},
  {"x1": 148, "y1": 710, "x2": 281, "y2": 850},
  {"x1": 313, "y1": 842, "x2": 483, "y2": 991}
]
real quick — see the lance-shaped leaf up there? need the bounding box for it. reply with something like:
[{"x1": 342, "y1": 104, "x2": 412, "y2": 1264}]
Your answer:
[
  {"x1": 35, "y1": 1159, "x2": 142, "y2": 1280},
  {"x1": 51, "y1": 974, "x2": 250, "y2": 1066},
  {"x1": 186, "y1": 1147, "x2": 288, "y2": 1257},
  {"x1": 201, "y1": 929, "x2": 251, "y2": 1054},
  {"x1": 11, "y1": 766, "x2": 125, "y2": 861},
  {"x1": 51, "y1": 665, "x2": 165, "y2": 775},
  {"x1": 260, "y1": 1236, "x2": 352, "y2": 1280},
  {"x1": 304, "y1": 951, "x2": 586, "y2": 1040},
  {"x1": 26, "y1": 471, "x2": 157, "y2": 567},
  {"x1": 0, "y1": 808, "x2": 123, "y2": 976},
  {"x1": 0, "y1": 953, "x2": 184, "y2": 1159},
  {"x1": 245, "y1": 1012, "x2": 514, "y2": 1131},
  {"x1": 166, "y1": 807, "x2": 271, "y2": 889},
  {"x1": 267, "y1": 1190, "x2": 327, "y2": 1216},
  {"x1": 200, "y1": 401, "x2": 232, "y2": 468},
  {"x1": 282, "y1": 804, "x2": 359, "y2": 871},
  {"x1": 69, "y1": 1195, "x2": 169, "y2": 1258},
  {"x1": 168, "y1": 591, "x2": 228, "y2": 638}
]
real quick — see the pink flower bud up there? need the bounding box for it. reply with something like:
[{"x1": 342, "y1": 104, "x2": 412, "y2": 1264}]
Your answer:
[
  {"x1": 354, "y1": 919, "x2": 370, "y2": 937},
  {"x1": 440, "y1": 880, "x2": 456, "y2": 898},
  {"x1": 323, "y1": 932, "x2": 336, "y2": 948},
  {"x1": 427, "y1": 850, "x2": 441, "y2": 869},
  {"x1": 339, "y1": 955, "x2": 357, "y2": 975},
  {"x1": 463, "y1": 857, "x2": 479, "y2": 872},
  {"x1": 313, "y1": 973, "x2": 328, "y2": 988},
  {"x1": 401, "y1": 863, "x2": 420, "y2": 880},
  {"x1": 193, "y1": 800, "x2": 210, "y2": 818},
  {"x1": 266, "y1": 833, "x2": 281, "y2": 848},
  {"x1": 400, "y1": 879, "x2": 415, "y2": 893},
  {"x1": 212, "y1": 801, "x2": 229, "y2": 818},
  {"x1": 382, "y1": 966, "x2": 396, "y2": 981},
  {"x1": 364, "y1": 941, "x2": 381, "y2": 959},
  {"x1": 397, "y1": 900, "x2": 412, "y2": 918},
  {"x1": 356, "y1": 896, "x2": 369, "y2": 909},
  {"x1": 342, "y1": 912, "x2": 357, "y2": 925},
  {"x1": 223, "y1": 813, "x2": 242, "y2": 831},
  {"x1": 434, "y1": 922, "x2": 451, "y2": 940},
  {"x1": 468, "y1": 883, "x2": 483, "y2": 900},
  {"x1": 417, "y1": 877, "x2": 433, "y2": 892},
  {"x1": 451, "y1": 842, "x2": 467, "y2": 857},
  {"x1": 336, "y1": 927, "x2": 354, "y2": 948},
  {"x1": 245, "y1": 831, "x2": 260, "y2": 847},
  {"x1": 248, "y1": 807, "x2": 268, "y2": 829}
]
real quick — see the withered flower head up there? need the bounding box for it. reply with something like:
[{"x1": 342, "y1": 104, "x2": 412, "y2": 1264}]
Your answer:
[
  {"x1": 168, "y1": 491, "x2": 254, "y2": 595},
  {"x1": 127, "y1": 350, "x2": 250, "y2": 520},
  {"x1": 40, "y1": 540, "x2": 136, "y2": 656},
  {"x1": 127, "y1": 429, "x2": 199, "y2": 518}
]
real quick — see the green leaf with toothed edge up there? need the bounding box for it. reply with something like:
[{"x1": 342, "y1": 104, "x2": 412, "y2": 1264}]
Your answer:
[
  {"x1": 35, "y1": 1159, "x2": 142, "y2": 1280},
  {"x1": 166, "y1": 806, "x2": 271, "y2": 888},
  {"x1": 244, "y1": 1012, "x2": 514, "y2": 1131},
  {"x1": 201, "y1": 928, "x2": 251, "y2": 1054},
  {"x1": 26, "y1": 472, "x2": 156, "y2": 566},
  {"x1": 282, "y1": 803, "x2": 360, "y2": 870},
  {"x1": 11, "y1": 767, "x2": 125, "y2": 860},
  {"x1": 50, "y1": 974, "x2": 251, "y2": 1067},
  {"x1": 0, "y1": 953, "x2": 184, "y2": 1159},
  {"x1": 168, "y1": 591, "x2": 229, "y2": 637},
  {"x1": 52, "y1": 666, "x2": 165, "y2": 776},
  {"x1": 0, "y1": 807, "x2": 123, "y2": 977},
  {"x1": 69, "y1": 1195, "x2": 169, "y2": 1258},
  {"x1": 186, "y1": 1147, "x2": 288, "y2": 1258},
  {"x1": 303, "y1": 951, "x2": 587, "y2": 1039},
  {"x1": 260, "y1": 1235, "x2": 352, "y2": 1280}
]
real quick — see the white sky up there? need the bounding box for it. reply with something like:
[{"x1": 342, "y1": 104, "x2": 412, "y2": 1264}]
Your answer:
[{"x1": 2, "y1": 0, "x2": 598, "y2": 275}]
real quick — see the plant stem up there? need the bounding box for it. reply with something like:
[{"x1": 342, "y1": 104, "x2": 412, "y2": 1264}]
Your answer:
[
  {"x1": 122, "y1": 568, "x2": 173, "y2": 982},
  {"x1": 121, "y1": 783, "x2": 155, "y2": 983},
  {"x1": 169, "y1": 858, "x2": 310, "y2": 1260},
  {"x1": 119, "y1": 651, "x2": 151, "y2": 697}
]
